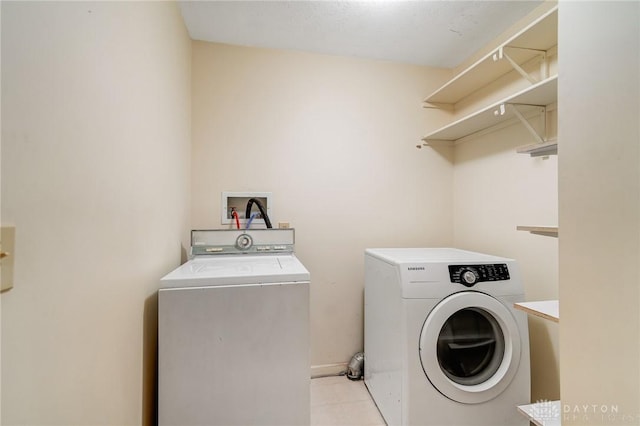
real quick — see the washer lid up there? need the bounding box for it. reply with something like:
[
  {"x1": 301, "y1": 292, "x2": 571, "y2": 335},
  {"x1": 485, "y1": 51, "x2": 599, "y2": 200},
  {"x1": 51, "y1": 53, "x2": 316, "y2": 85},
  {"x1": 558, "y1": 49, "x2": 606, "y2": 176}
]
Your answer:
[{"x1": 160, "y1": 255, "x2": 310, "y2": 288}]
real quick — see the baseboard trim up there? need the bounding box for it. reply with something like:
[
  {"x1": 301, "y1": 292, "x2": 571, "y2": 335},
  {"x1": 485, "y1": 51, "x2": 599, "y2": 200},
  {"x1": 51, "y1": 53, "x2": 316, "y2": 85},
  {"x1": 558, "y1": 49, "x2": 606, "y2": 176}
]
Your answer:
[{"x1": 310, "y1": 362, "x2": 348, "y2": 378}]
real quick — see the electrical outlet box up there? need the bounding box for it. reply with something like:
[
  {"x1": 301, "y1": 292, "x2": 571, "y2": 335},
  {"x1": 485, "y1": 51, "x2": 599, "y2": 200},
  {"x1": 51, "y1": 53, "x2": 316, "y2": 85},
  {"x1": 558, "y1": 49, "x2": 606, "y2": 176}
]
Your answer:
[{"x1": 222, "y1": 192, "x2": 272, "y2": 226}]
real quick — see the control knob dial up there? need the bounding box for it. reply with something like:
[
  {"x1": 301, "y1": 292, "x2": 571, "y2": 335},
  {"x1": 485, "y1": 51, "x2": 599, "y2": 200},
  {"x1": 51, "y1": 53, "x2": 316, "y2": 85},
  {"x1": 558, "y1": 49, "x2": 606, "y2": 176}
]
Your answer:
[
  {"x1": 461, "y1": 269, "x2": 478, "y2": 286},
  {"x1": 236, "y1": 234, "x2": 253, "y2": 250}
]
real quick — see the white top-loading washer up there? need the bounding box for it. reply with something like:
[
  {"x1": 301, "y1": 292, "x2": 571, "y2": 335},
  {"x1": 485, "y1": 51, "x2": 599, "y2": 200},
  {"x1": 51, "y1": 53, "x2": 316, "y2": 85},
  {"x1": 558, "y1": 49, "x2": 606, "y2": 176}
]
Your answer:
[{"x1": 158, "y1": 229, "x2": 310, "y2": 426}]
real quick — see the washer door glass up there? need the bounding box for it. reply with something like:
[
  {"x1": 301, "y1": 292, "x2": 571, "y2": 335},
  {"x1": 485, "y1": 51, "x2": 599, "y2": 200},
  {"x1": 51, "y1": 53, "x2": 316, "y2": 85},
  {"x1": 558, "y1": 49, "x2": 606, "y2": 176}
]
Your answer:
[
  {"x1": 437, "y1": 308, "x2": 505, "y2": 386},
  {"x1": 419, "y1": 292, "x2": 521, "y2": 404}
]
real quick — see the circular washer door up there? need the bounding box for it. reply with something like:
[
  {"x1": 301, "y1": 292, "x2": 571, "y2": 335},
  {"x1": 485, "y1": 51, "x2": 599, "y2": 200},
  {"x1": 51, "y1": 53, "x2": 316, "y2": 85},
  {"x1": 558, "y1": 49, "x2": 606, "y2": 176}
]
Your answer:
[{"x1": 419, "y1": 291, "x2": 521, "y2": 404}]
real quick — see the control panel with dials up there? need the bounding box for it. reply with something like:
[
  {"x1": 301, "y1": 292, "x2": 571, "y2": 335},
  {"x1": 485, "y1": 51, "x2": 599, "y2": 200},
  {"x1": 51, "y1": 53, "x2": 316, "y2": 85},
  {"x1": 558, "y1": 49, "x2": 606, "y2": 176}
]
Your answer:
[
  {"x1": 190, "y1": 229, "x2": 295, "y2": 257},
  {"x1": 448, "y1": 264, "x2": 510, "y2": 287}
]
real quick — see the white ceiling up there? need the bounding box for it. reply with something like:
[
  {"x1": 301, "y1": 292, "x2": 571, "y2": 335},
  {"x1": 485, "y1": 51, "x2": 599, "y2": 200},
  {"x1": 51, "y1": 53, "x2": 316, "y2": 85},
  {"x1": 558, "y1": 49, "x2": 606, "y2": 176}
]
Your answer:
[{"x1": 179, "y1": 0, "x2": 543, "y2": 68}]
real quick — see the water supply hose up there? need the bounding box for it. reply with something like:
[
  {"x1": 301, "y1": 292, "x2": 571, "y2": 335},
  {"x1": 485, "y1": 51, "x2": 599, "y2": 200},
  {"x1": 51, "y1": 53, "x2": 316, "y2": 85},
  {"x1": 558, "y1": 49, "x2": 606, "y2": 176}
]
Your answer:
[
  {"x1": 245, "y1": 212, "x2": 258, "y2": 229},
  {"x1": 231, "y1": 210, "x2": 240, "y2": 229},
  {"x1": 245, "y1": 198, "x2": 272, "y2": 229}
]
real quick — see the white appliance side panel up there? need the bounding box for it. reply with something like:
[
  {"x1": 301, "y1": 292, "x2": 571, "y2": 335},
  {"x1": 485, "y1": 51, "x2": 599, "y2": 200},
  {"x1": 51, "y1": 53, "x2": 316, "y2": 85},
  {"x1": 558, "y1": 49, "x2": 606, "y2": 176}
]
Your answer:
[
  {"x1": 364, "y1": 254, "x2": 403, "y2": 426},
  {"x1": 158, "y1": 282, "x2": 310, "y2": 426}
]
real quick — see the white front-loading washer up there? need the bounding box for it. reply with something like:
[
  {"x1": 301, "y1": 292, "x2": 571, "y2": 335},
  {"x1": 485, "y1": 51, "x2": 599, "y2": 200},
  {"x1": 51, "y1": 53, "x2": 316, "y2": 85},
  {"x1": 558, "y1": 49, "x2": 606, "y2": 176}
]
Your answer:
[
  {"x1": 364, "y1": 248, "x2": 530, "y2": 426},
  {"x1": 158, "y1": 229, "x2": 310, "y2": 426}
]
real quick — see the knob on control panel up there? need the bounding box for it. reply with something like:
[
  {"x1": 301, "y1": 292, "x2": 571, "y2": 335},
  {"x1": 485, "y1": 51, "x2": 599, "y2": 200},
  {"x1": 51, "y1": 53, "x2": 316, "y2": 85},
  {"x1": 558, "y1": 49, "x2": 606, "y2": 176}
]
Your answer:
[
  {"x1": 448, "y1": 264, "x2": 510, "y2": 287},
  {"x1": 235, "y1": 234, "x2": 253, "y2": 250},
  {"x1": 462, "y1": 270, "x2": 478, "y2": 285}
]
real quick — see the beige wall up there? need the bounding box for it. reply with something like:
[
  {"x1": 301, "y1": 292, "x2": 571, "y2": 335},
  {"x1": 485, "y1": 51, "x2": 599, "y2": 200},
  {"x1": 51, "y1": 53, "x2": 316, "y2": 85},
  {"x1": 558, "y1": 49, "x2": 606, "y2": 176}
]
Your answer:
[
  {"x1": 191, "y1": 42, "x2": 454, "y2": 373},
  {"x1": 0, "y1": 2, "x2": 3, "y2": 419},
  {"x1": 559, "y1": 2, "x2": 640, "y2": 424},
  {"x1": 1, "y1": 2, "x2": 191, "y2": 425}
]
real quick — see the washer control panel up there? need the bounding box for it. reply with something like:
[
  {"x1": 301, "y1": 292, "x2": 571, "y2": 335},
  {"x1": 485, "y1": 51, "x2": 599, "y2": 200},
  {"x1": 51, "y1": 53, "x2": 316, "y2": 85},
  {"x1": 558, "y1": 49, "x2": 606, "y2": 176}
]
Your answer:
[
  {"x1": 191, "y1": 229, "x2": 295, "y2": 256},
  {"x1": 448, "y1": 264, "x2": 510, "y2": 287}
]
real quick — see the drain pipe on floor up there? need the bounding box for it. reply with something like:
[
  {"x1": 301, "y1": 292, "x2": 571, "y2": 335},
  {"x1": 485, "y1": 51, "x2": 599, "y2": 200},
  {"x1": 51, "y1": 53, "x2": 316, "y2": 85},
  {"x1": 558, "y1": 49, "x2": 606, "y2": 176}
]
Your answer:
[{"x1": 346, "y1": 352, "x2": 365, "y2": 380}]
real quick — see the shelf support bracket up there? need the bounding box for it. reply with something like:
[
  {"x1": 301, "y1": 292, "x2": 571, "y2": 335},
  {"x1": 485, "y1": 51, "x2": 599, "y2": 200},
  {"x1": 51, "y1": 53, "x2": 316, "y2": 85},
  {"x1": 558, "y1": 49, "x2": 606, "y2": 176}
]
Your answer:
[
  {"x1": 506, "y1": 103, "x2": 547, "y2": 144},
  {"x1": 493, "y1": 46, "x2": 547, "y2": 84}
]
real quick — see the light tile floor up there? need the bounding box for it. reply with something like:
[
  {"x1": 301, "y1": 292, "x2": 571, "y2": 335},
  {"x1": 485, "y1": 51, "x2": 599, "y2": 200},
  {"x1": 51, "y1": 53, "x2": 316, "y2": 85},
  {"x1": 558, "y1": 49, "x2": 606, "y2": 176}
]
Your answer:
[{"x1": 311, "y1": 376, "x2": 386, "y2": 426}]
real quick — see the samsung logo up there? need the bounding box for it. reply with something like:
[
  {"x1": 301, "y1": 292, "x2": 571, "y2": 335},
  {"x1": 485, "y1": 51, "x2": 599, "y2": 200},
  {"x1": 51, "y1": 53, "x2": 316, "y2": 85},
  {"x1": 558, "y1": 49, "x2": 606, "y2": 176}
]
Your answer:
[{"x1": 407, "y1": 267, "x2": 425, "y2": 271}]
